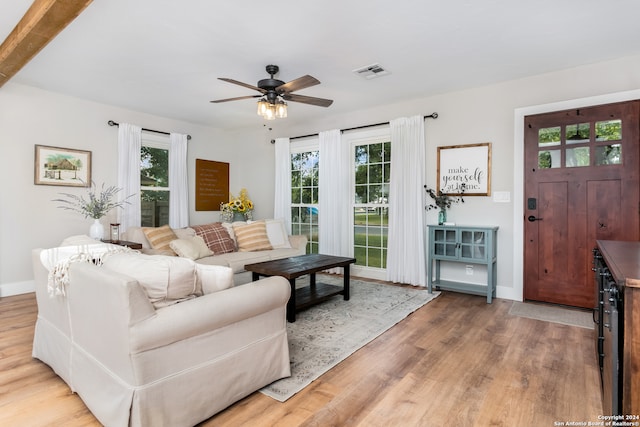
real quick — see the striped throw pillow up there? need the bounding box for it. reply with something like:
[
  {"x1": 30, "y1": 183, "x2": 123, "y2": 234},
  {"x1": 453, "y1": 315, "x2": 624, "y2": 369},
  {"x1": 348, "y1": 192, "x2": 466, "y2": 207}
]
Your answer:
[
  {"x1": 233, "y1": 221, "x2": 273, "y2": 252},
  {"x1": 142, "y1": 224, "x2": 178, "y2": 255}
]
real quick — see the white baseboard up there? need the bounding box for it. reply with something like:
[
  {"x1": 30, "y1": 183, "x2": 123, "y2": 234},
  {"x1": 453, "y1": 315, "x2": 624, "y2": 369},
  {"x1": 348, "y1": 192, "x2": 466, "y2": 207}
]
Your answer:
[
  {"x1": 0, "y1": 280, "x2": 35, "y2": 297},
  {"x1": 496, "y1": 285, "x2": 521, "y2": 302}
]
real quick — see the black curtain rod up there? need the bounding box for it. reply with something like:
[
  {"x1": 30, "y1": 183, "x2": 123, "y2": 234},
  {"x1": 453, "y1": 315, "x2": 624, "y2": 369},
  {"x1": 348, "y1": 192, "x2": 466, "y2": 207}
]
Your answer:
[
  {"x1": 107, "y1": 120, "x2": 192, "y2": 140},
  {"x1": 270, "y1": 112, "x2": 438, "y2": 144}
]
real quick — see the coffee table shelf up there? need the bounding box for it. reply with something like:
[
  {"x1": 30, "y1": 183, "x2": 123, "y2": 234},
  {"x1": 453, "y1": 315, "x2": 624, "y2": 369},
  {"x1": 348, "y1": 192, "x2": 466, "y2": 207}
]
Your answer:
[
  {"x1": 295, "y1": 282, "x2": 343, "y2": 310},
  {"x1": 245, "y1": 254, "x2": 356, "y2": 322}
]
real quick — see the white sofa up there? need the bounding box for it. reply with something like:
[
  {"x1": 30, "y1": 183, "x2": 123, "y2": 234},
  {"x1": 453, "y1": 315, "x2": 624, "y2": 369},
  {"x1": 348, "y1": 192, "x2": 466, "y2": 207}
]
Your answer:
[
  {"x1": 32, "y1": 242, "x2": 291, "y2": 427},
  {"x1": 123, "y1": 220, "x2": 308, "y2": 285}
]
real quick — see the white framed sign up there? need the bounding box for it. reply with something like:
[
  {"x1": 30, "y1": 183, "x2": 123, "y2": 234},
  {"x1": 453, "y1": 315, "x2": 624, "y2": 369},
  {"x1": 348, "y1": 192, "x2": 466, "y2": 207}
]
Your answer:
[{"x1": 437, "y1": 142, "x2": 492, "y2": 196}]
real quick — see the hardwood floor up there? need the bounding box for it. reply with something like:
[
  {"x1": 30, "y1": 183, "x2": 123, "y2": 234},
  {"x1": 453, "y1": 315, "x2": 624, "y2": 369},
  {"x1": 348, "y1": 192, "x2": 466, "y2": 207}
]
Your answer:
[{"x1": 0, "y1": 288, "x2": 602, "y2": 426}]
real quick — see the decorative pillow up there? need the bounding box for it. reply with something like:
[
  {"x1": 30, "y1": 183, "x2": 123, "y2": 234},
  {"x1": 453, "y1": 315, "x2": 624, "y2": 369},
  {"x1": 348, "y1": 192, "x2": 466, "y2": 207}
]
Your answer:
[
  {"x1": 102, "y1": 252, "x2": 198, "y2": 308},
  {"x1": 233, "y1": 220, "x2": 273, "y2": 252},
  {"x1": 264, "y1": 218, "x2": 292, "y2": 249},
  {"x1": 195, "y1": 263, "x2": 234, "y2": 294},
  {"x1": 169, "y1": 236, "x2": 214, "y2": 260},
  {"x1": 143, "y1": 225, "x2": 178, "y2": 255},
  {"x1": 192, "y1": 222, "x2": 236, "y2": 254}
]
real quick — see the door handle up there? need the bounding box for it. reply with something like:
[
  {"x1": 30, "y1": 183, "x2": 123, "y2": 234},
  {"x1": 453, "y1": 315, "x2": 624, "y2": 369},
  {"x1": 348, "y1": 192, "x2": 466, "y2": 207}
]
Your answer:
[{"x1": 527, "y1": 215, "x2": 543, "y2": 222}]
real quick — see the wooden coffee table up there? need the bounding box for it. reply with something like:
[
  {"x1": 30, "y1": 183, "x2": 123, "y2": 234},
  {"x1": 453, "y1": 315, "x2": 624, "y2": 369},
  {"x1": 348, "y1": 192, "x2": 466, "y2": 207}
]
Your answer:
[{"x1": 245, "y1": 254, "x2": 356, "y2": 322}]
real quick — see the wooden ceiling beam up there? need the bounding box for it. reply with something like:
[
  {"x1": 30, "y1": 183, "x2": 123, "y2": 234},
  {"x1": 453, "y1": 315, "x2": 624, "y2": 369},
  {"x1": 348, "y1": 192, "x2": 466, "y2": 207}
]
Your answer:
[{"x1": 0, "y1": 0, "x2": 93, "y2": 88}]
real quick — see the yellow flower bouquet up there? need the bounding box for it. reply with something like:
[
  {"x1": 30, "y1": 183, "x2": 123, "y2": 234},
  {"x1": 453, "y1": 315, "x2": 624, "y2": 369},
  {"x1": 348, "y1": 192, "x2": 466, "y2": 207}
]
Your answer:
[{"x1": 220, "y1": 188, "x2": 254, "y2": 221}]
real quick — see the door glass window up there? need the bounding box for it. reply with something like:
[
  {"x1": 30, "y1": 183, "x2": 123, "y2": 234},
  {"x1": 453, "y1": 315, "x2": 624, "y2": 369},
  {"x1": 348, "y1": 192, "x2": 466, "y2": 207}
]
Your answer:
[
  {"x1": 596, "y1": 120, "x2": 622, "y2": 141},
  {"x1": 537, "y1": 119, "x2": 623, "y2": 169},
  {"x1": 566, "y1": 123, "x2": 590, "y2": 144},
  {"x1": 566, "y1": 147, "x2": 590, "y2": 168},
  {"x1": 538, "y1": 150, "x2": 561, "y2": 169},
  {"x1": 595, "y1": 144, "x2": 622, "y2": 165},
  {"x1": 538, "y1": 127, "x2": 561, "y2": 147}
]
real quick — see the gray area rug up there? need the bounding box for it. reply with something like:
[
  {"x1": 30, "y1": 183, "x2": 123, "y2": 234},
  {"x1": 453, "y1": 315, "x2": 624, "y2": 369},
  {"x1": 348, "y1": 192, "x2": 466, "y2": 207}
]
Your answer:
[
  {"x1": 260, "y1": 276, "x2": 440, "y2": 402},
  {"x1": 509, "y1": 301, "x2": 593, "y2": 329}
]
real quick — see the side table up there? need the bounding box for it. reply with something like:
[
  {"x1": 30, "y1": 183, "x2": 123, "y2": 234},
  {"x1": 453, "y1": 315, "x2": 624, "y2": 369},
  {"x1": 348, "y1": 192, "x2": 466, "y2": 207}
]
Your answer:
[{"x1": 102, "y1": 240, "x2": 143, "y2": 250}]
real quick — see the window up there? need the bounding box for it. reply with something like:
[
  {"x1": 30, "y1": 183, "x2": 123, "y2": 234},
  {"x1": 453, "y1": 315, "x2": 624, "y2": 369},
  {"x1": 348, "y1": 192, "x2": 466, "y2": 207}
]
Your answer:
[
  {"x1": 287, "y1": 129, "x2": 392, "y2": 277},
  {"x1": 353, "y1": 138, "x2": 390, "y2": 269},
  {"x1": 536, "y1": 119, "x2": 623, "y2": 169},
  {"x1": 290, "y1": 148, "x2": 319, "y2": 254},
  {"x1": 141, "y1": 135, "x2": 170, "y2": 227}
]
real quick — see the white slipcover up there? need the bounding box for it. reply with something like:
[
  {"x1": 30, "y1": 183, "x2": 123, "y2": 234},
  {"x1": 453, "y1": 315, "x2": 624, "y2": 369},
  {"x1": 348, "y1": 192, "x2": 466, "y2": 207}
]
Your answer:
[{"x1": 31, "y1": 249, "x2": 291, "y2": 426}]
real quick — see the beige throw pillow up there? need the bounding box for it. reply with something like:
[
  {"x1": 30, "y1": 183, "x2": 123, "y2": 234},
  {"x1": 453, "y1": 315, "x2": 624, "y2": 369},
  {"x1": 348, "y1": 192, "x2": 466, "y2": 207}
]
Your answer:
[
  {"x1": 102, "y1": 253, "x2": 198, "y2": 308},
  {"x1": 264, "y1": 218, "x2": 292, "y2": 249},
  {"x1": 233, "y1": 220, "x2": 273, "y2": 252},
  {"x1": 169, "y1": 236, "x2": 214, "y2": 260}
]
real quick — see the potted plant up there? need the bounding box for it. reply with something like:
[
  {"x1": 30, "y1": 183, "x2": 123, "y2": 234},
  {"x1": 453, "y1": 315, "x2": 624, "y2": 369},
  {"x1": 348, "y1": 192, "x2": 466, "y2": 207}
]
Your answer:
[
  {"x1": 424, "y1": 183, "x2": 465, "y2": 225},
  {"x1": 53, "y1": 182, "x2": 134, "y2": 239}
]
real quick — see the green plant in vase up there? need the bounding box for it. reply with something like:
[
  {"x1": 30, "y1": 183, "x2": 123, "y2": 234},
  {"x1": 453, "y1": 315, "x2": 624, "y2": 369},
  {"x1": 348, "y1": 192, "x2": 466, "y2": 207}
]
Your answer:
[{"x1": 424, "y1": 183, "x2": 465, "y2": 225}]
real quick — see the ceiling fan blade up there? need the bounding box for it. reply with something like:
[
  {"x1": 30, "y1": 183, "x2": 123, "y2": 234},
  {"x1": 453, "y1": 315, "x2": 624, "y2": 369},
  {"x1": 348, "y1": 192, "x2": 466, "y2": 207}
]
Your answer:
[
  {"x1": 277, "y1": 75, "x2": 320, "y2": 94},
  {"x1": 218, "y1": 77, "x2": 266, "y2": 94},
  {"x1": 210, "y1": 95, "x2": 261, "y2": 103},
  {"x1": 282, "y1": 93, "x2": 333, "y2": 107}
]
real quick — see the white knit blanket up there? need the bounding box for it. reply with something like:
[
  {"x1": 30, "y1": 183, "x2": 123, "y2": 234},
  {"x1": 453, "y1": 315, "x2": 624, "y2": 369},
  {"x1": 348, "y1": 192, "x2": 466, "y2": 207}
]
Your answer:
[{"x1": 40, "y1": 243, "x2": 136, "y2": 297}]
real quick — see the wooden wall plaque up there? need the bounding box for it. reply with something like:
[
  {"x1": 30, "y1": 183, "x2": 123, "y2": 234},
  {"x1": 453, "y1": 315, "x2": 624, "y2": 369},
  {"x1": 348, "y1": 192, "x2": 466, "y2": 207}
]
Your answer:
[{"x1": 195, "y1": 159, "x2": 229, "y2": 211}]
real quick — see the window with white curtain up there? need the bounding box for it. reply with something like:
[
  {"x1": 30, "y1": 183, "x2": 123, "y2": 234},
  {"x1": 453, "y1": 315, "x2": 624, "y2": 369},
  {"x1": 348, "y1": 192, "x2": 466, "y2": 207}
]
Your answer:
[
  {"x1": 290, "y1": 139, "x2": 319, "y2": 254},
  {"x1": 345, "y1": 128, "x2": 391, "y2": 274},
  {"x1": 140, "y1": 134, "x2": 170, "y2": 227},
  {"x1": 289, "y1": 129, "x2": 392, "y2": 277}
]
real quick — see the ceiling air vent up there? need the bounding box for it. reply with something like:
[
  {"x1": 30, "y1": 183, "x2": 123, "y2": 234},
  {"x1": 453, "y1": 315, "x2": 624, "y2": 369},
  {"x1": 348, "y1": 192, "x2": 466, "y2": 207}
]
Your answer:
[{"x1": 352, "y1": 63, "x2": 390, "y2": 80}]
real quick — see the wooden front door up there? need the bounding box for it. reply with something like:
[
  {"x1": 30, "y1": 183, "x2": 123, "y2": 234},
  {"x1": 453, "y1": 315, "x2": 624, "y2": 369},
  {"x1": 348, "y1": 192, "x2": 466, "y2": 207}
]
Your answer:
[{"x1": 524, "y1": 100, "x2": 640, "y2": 308}]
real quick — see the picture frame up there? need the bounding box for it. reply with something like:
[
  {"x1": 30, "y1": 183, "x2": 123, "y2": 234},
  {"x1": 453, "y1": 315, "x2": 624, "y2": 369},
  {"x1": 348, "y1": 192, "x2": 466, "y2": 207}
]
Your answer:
[
  {"x1": 34, "y1": 145, "x2": 92, "y2": 187},
  {"x1": 437, "y1": 142, "x2": 492, "y2": 196}
]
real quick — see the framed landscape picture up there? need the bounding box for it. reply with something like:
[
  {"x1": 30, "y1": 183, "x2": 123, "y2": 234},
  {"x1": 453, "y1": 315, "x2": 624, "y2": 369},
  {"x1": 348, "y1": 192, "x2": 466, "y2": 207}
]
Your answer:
[
  {"x1": 34, "y1": 145, "x2": 91, "y2": 187},
  {"x1": 437, "y1": 142, "x2": 491, "y2": 196}
]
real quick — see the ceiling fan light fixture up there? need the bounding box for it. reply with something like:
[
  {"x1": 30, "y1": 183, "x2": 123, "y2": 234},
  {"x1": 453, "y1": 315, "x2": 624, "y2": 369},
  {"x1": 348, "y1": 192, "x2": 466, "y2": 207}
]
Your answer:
[
  {"x1": 264, "y1": 103, "x2": 276, "y2": 120},
  {"x1": 257, "y1": 98, "x2": 269, "y2": 116},
  {"x1": 276, "y1": 99, "x2": 287, "y2": 118},
  {"x1": 214, "y1": 65, "x2": 332, "y2": 119}
]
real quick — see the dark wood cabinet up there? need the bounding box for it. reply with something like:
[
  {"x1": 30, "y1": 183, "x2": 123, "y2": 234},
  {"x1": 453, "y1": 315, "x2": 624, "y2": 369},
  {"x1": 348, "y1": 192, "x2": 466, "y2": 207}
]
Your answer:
[{"x1": 596, "y1": 240, "x2": 640, "y2": 415}]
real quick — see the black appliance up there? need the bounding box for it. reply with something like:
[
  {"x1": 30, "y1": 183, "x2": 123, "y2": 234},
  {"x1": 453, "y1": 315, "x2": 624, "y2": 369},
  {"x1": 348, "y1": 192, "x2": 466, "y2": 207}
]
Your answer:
[{"x1": 592, "y1": 248, "x2": 624, "y2": 415}]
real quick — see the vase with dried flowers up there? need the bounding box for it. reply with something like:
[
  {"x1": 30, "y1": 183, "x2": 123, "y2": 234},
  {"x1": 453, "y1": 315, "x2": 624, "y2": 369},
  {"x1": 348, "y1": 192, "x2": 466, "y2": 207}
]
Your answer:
[
  {"x1": 53, "y1": 182, "x2": 134, "y2": 239},
  {"x1": 424, "y1": 183, "x2": 465, "y2": 225}
]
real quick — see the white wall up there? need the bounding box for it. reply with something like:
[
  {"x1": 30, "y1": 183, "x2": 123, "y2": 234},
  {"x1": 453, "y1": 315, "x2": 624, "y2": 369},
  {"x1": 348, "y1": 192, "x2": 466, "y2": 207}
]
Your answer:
[
  {"x1": 0, "y1": 83, "x2": 235, "y2": 295},
  {"x1": 3, "y1": 53, "x2": 640, "y2": 299}
]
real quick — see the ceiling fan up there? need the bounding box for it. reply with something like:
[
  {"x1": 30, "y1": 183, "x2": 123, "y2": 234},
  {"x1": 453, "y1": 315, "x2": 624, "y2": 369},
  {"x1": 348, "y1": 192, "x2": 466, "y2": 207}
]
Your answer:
[{"x1": 210, "y1": 65, "x2": 333, "y2": 119}]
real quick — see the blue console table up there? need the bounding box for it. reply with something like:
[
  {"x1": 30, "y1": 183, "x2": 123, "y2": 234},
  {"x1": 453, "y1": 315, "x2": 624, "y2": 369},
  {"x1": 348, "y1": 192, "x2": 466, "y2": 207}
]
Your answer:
[{"x1": 427, "y1": 225, "x2": 498, "y2": 303}]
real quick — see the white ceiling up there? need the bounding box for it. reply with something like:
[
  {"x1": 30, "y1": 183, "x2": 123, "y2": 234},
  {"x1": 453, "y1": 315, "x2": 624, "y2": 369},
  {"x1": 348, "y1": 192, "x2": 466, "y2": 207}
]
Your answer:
[{"x1": 3, "y1": 0, "x2": 640, "y2": 131}]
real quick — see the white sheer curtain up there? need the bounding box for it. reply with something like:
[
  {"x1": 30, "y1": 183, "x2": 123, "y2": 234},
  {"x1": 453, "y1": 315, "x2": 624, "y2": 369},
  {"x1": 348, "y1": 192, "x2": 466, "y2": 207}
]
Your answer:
[
  {"x1": 169, "y1": 133, "x2": 189, "y2": 228},
  {"x1": 273, "y1": 137, "x2": 292, "y2": 231},
  {"x1": 319, "y1": 129, "x2": 350, "y2": 268},
  {"x1": 117, "y1": 123, "x2": 142, "y2": 233},
  {"x1": 386, "y1": 116, "x2": 427, "y2": 286}
]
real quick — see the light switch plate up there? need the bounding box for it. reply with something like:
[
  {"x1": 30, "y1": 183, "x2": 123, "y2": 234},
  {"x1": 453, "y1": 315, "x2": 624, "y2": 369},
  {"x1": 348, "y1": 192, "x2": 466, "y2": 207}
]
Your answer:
[{"x1": 493, "y1": 191, "x2": 511, "y2": 203}]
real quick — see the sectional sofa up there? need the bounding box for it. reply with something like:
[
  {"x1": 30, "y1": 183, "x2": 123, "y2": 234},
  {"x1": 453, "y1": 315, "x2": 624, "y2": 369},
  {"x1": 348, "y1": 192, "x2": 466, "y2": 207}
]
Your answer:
[{"x1": 123, "y1": 218, "x2": 308, "y2": 285}]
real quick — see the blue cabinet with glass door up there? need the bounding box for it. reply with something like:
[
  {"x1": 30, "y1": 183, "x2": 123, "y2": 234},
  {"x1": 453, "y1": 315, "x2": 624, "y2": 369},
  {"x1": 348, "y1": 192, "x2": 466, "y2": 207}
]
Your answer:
[{"x1": 427, "y1": 225, "x2": 498, "y2": 303}]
